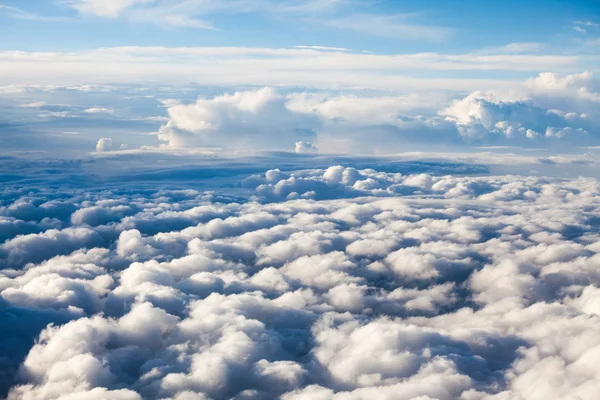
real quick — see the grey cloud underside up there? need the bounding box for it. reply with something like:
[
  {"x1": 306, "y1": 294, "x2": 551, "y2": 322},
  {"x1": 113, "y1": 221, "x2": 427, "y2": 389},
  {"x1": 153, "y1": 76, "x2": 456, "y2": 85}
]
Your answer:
[{"x1": 2, "y1": 163, "x2": 600, "y2": 399}]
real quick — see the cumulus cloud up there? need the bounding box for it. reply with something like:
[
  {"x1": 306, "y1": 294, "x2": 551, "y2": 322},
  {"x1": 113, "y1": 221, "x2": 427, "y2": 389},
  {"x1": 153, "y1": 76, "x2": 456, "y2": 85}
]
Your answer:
[
  {"x1": 95, "y1": 138, "x2": 113, "y2": 152},
  {"x1": 2, "y1": 160, "x2": 600, "y2": 399},
  {"x1": 440, "y1": 72, "x2": 599, "y2": 144},
  {"x1": 294, "y1": 141, "x2": 318, "y2": 153},
  {"x1": 158, "y1": 87, "x2": 454, "y2": 152},
  {"x1": 0, "y1": 227, "x2": 106, "y2": 269},
  {"x1": 3, "y1": 66, "x2": 600, "y2": 154},
  {"x1": 158, "y1": 87, "x2": 320, "y2": 150},
  {"x1": 150, "y1": 72, "x2": 600, "y2": 153}
]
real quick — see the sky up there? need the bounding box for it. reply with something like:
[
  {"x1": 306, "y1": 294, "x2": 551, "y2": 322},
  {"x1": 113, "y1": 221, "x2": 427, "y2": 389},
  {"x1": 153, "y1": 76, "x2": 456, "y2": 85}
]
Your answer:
[
  {"x1": 5, "y1": 3, "x2": 600, "y2": 400},
  {"x1": 1, "y1": 0, "x2": 600, "y2": 155},
  {"x1": 1, "y1": 0, "x2": 598, "y2": 53}
]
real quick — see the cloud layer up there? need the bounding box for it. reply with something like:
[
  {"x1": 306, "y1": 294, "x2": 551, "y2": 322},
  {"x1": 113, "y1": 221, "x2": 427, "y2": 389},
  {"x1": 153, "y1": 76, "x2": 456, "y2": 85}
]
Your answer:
[
  {"x1": 152, "y1": 72, "x2": 600, "y2": 152},
  {"x1": 2, "y1": 163, "x2": 600, "y2": 399},
  {"x1": 2, "y1": 65, "x2": 599, "y2": 155},
  {"x1": 1, "y1": 46, "x2": 594, "y2": 90}
]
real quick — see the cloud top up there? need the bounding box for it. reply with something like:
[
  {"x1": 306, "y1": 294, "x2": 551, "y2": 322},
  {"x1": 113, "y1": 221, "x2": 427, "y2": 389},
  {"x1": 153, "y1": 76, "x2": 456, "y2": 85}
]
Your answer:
[
  {"x1": 2, "y1": 162, "x2": 600, "y2": 398},
  {"x1": 95, "y1": 138, "x2": 113, "y2": 152}
]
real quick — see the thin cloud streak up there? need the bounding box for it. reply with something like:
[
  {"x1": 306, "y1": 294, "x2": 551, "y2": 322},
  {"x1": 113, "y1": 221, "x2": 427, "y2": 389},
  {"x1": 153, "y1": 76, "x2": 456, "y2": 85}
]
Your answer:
[
  {"x1": 0, "y1": 46, "x2": 590, "y2": 90},
  {"x1": 0, "y1": 3, "x2": 67, "y2": 22},
  {"x1": 325, "y1": 13, "x2": 453, "y2": 42}
]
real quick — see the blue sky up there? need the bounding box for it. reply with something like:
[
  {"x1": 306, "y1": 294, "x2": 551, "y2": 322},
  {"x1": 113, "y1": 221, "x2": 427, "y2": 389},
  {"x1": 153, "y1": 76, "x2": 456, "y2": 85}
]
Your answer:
[
  {"x1": 1, "y1": 0, "x2": 598, "y2": 54},
  {"x1": 1, "y1": 0, "x2": 599, "y2": 84}
]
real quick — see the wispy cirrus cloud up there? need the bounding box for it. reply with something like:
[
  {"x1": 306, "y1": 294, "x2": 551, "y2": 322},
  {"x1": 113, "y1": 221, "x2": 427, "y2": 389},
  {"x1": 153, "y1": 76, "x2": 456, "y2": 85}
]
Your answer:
[
  {"x1": 324, "y1": 13, "x2": 452, "y2": 42},
  {"x1": 63, "y1": 0, "x2": 351, "y2": 18},
  {"x1": 0, "y1": 3, "x2": 67, "y2": 22},
  {"x1": 64, "y1": 0, "x2": 154, "y2": 18},
  {"x1": 481, "y1": 42, "x2": 543, "y2": 54},
  {"x1": 59, "y1": 0, "x2": 451, "y2": 40},
  {"x1": 573, "y1": 20, "x2": 600, "y2": 34},
  {"x1": 63, "y1": 0, "x2": 215, "y2": 28},
  {"x1": 60, "y1": 0, "x2": 346, "y2": 29},
  {"x1": 0, "y1": 45, "x2": 590, "y2": 90}
]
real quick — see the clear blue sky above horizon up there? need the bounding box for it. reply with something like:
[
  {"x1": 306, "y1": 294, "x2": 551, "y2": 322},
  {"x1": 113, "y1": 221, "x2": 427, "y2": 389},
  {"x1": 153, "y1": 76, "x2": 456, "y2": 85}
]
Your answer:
[{"x1": 1, "y1": 0, "x2": 599, "y2": 54}]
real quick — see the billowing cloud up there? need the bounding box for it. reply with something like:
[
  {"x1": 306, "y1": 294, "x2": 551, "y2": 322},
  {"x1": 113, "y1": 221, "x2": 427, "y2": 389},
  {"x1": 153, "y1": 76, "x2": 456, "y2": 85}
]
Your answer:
[
  {"x1": 2, "y1": 160, "x2": 600, "y2": 398},
  {"x1": 294, "y1": 141, "x2": 318, "y2": 153},
  {"x1": 440, "y1": 91, "x2": 585, "y2": 141},
  {"x1": 3, "y1": 1, "x2": 600, "y2": 397},
  {"x1": 150, "y1": 72, "x2": 600, "y2": 153},
  {"x1": 158, "y1": 88, "x2": 320, "y2": 149},
  {"x1": 95, "y1": 138, "x2": 113, "y2": 152},
  {"x1": 438, "y1": 71, "x2": 599, "y2": 144}
]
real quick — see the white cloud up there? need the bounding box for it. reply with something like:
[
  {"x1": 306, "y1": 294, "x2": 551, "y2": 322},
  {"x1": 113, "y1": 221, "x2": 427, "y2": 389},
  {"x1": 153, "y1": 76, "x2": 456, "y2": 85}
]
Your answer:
[
  {"x1": 66, "y1": 0, "x2": 156, "y2": 18},
  {"x1": 62, "y1": 0, "x2": 454, "y2": 40},
  {"x1": 95, "y1": 138, "x2": 113, "y2": 152},
  {"x1": 439, "y1": 72, "x2": 600, "y2": 144},
  {"x1": 2, "y1": 161, "x2": 600, "y2": 398},
  {"x1": 286, "y1": 91, "x2": 445, "y2": 124},
  {"x1": 325, "y1": 13, "x2": 452, "y2": 42},
  {"x1": 161, "y1": 15, "x2": 214, "y2": 29},
  {"x1": 152, "y1": 72, "x2": 600, "y2": 152},
  {"x1": 3, "y1": 72, "x2": 599, "y2": 154},
  {"x1": 294, "y1": 141, "x2": 318, "y2": 153},
  {"x1": 64, "y1": 0, "x2": 344, "y2": 30},
  {"x1": 0, "y1": 227, "x2": 105, "y2": 268},
  {"x1": 0, "y1": 85, "x2": 26, "y2": 94},
  {"x1": 158, "y1": 87, "x2": 319, "y2": 149},
  {"x1": 573, "y1": 20, "x2": 600, "y2": 35},
  {"x1": 20, "y1": 101, "x2": 46, "y2": 108},
  {"x1": 295, "y1": 45, "x2": 351, "y2": 51},
  {"x1": 495, "y1": 42, "x2": 542, "y2": 53},
  {"x1": 0, "y1": 46, "x2": 590, "y2": 91},
  {"x1": 84, "y1": 107, "x2": 114, "y2": 114}
]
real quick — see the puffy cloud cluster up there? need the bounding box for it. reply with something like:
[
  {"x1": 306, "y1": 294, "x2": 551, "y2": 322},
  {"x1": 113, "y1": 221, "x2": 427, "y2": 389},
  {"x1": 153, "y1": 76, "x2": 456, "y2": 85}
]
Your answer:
[
  {"x1": 157, "y1": 88, "x2": 320, "y2": 150},
  {"x1": 95, "y1": 138, "x2": 113, "y2": 152},
  {"x1": 2, "y1": 164, "x2": 600, "y2": 399},
  {"x1": 242, "y1": 165, "x2": 600, "y2": 203},
  {"x1": 294, "y1": 141, "x2": 318, "y2": 154},
  {"x1": 441, "y1": 71, "x2": 599, "y2": 144},
  {"x1": 438, "y1": 71, "x2": 600, "y2": 145},
  {"x1": 2, "y1": 71, "x2": 599, "y2": 155},
  {"x1": 154, "y1": 72, "x2": 600, "y2": 152}
]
